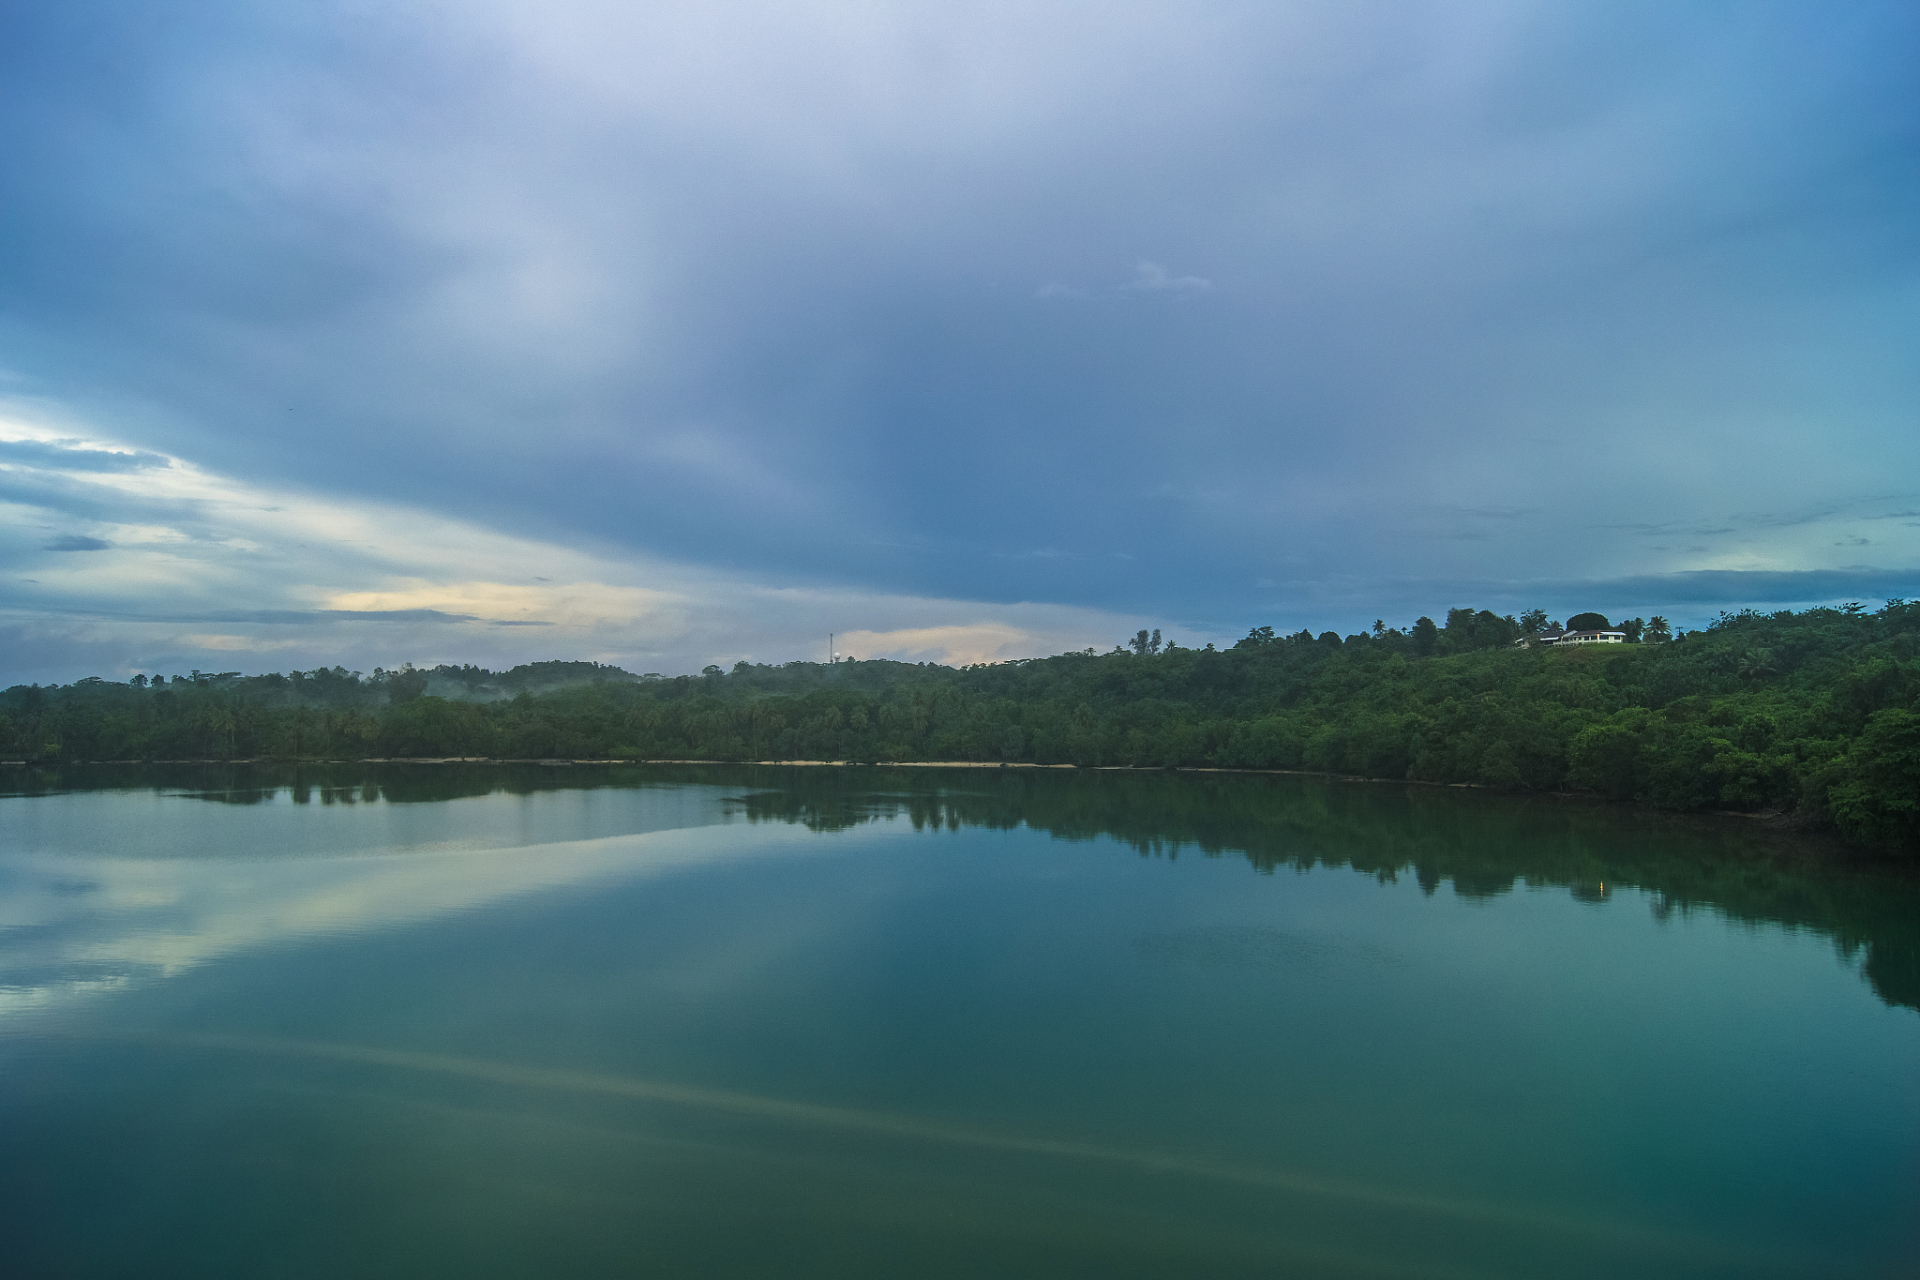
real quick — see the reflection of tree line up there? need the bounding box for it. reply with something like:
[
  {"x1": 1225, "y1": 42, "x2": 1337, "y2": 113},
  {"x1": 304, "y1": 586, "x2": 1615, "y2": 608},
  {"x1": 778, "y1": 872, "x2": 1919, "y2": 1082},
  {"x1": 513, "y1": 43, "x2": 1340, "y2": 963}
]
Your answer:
[
  {"x1": 0, "y1": 762, "x2": 688, "y2": 807},
  {"x1": 720, "y1": 766, "x2": 1920, "y2": 1014},
  {"x1": 5, "y1": 761, "x2": 1914, "y2": 1012}
]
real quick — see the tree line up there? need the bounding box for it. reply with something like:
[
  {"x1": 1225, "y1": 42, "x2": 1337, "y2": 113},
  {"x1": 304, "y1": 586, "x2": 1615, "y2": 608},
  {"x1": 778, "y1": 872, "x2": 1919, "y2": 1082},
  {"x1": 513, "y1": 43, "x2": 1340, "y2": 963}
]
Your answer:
[{"x1": 3, "y1": 601, "x2": 1916, "y2": 850}]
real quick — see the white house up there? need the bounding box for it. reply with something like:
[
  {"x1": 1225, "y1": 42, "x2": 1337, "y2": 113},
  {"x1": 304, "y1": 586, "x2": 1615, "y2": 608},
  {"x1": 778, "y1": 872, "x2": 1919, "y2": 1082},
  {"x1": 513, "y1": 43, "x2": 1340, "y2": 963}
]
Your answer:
[{"x1": 1515, "y1": 625, "x2": 1629, "y2": 647}]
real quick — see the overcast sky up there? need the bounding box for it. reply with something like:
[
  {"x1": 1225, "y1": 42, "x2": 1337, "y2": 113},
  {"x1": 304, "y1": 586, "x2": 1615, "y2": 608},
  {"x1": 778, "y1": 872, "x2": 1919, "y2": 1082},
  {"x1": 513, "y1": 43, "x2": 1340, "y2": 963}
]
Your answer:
[{"x1": 2, "y1": 1, "x2": 1916, "y2": 683}]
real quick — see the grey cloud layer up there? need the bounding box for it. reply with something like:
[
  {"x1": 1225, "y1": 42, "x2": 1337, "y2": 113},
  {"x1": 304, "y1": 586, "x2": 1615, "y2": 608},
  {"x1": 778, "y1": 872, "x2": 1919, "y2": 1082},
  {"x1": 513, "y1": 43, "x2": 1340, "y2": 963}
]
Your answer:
[{"x1": 0, "y1": 0, "x2": 1915, "y2": 680}]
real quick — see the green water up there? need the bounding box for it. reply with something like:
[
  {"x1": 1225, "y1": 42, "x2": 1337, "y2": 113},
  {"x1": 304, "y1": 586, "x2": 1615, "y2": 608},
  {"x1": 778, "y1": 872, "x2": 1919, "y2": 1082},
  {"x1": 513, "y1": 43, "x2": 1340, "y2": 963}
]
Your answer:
[{"x1": 2, "y1": 765, "x2": 1915, "y2": 1278}]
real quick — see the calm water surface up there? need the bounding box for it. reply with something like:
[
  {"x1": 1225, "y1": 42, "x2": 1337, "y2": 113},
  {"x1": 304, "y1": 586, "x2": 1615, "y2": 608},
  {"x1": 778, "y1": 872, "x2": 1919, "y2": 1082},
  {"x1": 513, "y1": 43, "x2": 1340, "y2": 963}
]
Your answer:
[{"x1": 2, "y1": 764, "x2": 1915, "y2": 1278}]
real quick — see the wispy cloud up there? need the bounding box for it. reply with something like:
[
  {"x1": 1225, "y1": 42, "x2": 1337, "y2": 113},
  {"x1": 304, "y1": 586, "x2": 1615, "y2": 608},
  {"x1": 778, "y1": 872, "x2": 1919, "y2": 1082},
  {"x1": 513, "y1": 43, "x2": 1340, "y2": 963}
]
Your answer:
[
  {"x1": 1037, "y1": 261, "x2": 1214, "y2": 301},
  {"x1": 1122, "y1": 261, "x2": 1212, "y2": 293},
  {"x1": 0, "y1": 439, "x2": 169, "y2": 473}
]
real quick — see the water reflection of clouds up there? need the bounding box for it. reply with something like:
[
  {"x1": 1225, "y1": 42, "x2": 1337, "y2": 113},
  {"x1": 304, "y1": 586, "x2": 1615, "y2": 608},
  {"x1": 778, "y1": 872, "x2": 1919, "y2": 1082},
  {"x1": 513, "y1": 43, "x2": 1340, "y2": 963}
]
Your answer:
[{"x1": 0, "y1": 821, "x2": 835, "y2": 1020}]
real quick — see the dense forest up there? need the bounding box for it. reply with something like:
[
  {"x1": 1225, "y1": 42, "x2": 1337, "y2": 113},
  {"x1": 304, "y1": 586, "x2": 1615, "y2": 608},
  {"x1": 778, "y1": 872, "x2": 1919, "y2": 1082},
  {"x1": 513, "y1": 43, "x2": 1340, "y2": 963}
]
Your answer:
[{"x1": 3, "y1": 602, "x2": 1917, "y2": 851}]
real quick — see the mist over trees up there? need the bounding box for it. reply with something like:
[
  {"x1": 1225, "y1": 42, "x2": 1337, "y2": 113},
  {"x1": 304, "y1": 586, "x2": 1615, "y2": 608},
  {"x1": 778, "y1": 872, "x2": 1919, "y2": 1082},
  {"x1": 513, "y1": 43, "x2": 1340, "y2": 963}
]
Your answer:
[{"x1": 4, "y1": 601, "x2": 1917, "y2": 852}]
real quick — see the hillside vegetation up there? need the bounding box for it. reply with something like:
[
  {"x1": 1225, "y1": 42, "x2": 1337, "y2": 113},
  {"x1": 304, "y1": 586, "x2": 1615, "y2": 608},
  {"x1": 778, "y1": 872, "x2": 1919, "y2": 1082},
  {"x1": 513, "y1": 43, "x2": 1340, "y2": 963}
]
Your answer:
[{"x1": 4, "y1": 602, "x2": 1917, "y2": 851}]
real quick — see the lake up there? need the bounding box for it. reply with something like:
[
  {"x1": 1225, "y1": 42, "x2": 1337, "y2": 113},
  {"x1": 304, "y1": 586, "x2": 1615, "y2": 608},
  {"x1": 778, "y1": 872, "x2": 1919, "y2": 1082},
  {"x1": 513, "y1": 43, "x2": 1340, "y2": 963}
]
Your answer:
[{"x1": 2, "y1": 764, "x2": 1915, "y2": 1278}]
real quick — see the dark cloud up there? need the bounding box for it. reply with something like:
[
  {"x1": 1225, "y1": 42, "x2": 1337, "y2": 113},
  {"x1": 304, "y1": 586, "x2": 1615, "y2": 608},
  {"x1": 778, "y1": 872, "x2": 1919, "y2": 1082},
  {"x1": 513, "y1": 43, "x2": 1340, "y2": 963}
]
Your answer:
[{"x1": 44, "y1": 535, "x2": 112, "y2": 552}]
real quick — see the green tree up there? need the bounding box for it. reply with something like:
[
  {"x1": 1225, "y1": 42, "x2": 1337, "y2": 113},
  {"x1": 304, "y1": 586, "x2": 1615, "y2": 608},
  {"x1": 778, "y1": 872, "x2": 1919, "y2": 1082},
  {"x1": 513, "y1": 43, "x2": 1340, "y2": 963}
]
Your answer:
[
  {"x1": 1825, "y1": 709, "x2": 1920, "y2": 848},
  {"x1": 387, "y1": 664, "x2": 429, "y2": 703},
  {"x1": 1410, "y1": 616, "x2": 1439, "y2": 657}
]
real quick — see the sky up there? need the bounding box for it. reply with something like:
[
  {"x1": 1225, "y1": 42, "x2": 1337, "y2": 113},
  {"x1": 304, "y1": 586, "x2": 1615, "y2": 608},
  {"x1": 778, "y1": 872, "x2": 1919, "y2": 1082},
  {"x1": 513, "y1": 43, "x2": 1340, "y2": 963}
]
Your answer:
[{"x1": 1, "y1": 0, "x2": 1916, "y2": 684}]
